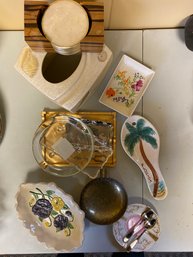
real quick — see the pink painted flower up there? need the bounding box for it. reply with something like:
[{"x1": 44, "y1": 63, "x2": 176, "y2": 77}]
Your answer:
[
  {"x1": 131, "y1": 79, "x2": 143, "y2": 92},
  {"x1": 136, "y1": 79, "x2": 143, "y2": 88}
]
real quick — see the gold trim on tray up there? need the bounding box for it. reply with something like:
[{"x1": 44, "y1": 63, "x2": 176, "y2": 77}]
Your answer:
[{"x1": 41, "y1": 111, "x2": 116, "y2": 167}]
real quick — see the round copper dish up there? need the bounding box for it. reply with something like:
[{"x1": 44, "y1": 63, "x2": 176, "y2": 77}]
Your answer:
[{"x1": 80, "y1": 174, "x2": 128, "y2": 225}]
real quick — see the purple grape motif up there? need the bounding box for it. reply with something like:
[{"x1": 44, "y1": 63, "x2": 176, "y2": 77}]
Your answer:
[
  {"x1": 32, "y1": 199, "x2": 53, "y2": 219},
  {"x1": 29, "y1": 188, "x2": 75, "y2": 236},
  {"x1": 54, "y1": 215, "x2": 69, "y2": 230}
]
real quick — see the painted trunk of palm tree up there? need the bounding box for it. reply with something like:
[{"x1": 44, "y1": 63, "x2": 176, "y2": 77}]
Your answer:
[{"x1": 139, "y1": 139, "x2": 159, "y2": 197}]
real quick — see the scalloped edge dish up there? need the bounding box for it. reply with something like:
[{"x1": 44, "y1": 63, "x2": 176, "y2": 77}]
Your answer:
[{"x1": 15, "y1": 182, "x2": 85, "y2": 251}]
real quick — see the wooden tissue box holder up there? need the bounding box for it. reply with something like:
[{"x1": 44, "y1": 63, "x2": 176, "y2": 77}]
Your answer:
[{"x1": 24, "y1": 0, "x2": 104, "y2": 53}]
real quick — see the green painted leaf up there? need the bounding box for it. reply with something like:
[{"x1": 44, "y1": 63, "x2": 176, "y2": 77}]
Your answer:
[
  {"x1": 46, "y1": 190, "x2": 55, "y2": 196},
  {"x1": 31, "y1": 192, "x2": 38, "y2": 200},
  {"x1": 68, "y1": 222, "x2": 74, "y2": 229},
  {"x1": 124, "y1": 133, "x2": 139, "y2": 156},
  {"x1": 140, "y1": 126, "x2": 155, "y2": 136},
  {"x1": 141, "y1": 135, "x2": 158, "y2": 149},
  {"x1": 51, "y1": 210, "x2": 58, "y2": 216},
  {"x1": 62, "y1": 204, "x2": 69, "y2": 210},
  {"x1": 39, "y1": 217, "x2": 43, "y2": 222},
  {"x1": 136, "y1": 119, "x2": 145, "y2": 132},
  {"x1": 125, "y1": 122, "x2": 137, "y2": 134}
]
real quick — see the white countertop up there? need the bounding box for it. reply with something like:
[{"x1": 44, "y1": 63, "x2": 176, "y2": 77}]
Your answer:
[
  {"x1": 0, "y1": 29, "x2": 192, "y2": 253},
  {"x1": 143, "y1": 29, "x2": 193, "y2": 252}
]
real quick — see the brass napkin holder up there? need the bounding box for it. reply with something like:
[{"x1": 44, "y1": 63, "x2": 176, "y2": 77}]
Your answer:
[
  {"x1": 24, "y1": 0, "x2": 104, "y2": 53},
  {"x1": 41, "y1": 111, "x2": 116, "y2": 167}
]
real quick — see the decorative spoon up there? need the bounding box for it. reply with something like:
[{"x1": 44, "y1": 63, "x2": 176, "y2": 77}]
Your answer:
[
  {"x1": 121, "y1": 115, "x2": 168, "y2": 200},
  {"x1": 126, "y1": 218, "x2": 157, "y2": 252},
  {"x1": 123, "y1": 208, "x2": 154, "y2": 243}
]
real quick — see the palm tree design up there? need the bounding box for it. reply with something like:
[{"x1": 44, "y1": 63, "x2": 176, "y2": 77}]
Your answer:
[{"x1": 124, "y1": 118, "x2": 159, "y2": 197}]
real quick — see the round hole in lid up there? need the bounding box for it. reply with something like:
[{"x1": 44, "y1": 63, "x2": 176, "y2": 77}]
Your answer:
[{"x1": 42, "y1": 52, "x2": 82, "y2": 84}]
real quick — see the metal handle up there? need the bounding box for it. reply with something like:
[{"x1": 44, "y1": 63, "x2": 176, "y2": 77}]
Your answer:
[
  {"x1": 99, "y1": 167, "x2": 107, "y2": 178},
  {"x1": 126, "y1": 226, "x2": 146, "y2": 252}
]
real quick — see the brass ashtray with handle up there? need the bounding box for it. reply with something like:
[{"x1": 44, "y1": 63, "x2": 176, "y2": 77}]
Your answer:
[{"x1": 32, "y1": 111, "x2": 116, "y2": 177}]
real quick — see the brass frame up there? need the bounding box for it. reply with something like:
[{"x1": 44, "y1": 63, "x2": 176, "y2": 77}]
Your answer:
[{"x1": 41, "y1": 111, "x2": 116, "y2": 167}]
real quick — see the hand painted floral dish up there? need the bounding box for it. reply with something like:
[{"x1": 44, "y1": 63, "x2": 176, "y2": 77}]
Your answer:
[
  {"x1": 121, "y1": 115, "x2": 168, "y2": 200},
  {"x1": 16, "y1": 183, "x2": 85, "y2": 251},
  {"x1": 113, "y1": 203, "x2": 160, "y2": 252},
  {"x1": 99, "y1": 55, "x2": 155, "y2": 117}
]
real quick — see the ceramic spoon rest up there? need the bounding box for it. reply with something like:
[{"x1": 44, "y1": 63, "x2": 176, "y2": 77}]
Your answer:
[
  {"x1": 121, "y1": 115, "x2": 168, "y2": 200},
  {"x1": 15, "y1": 45, "x2": 112, "y2": 112}
]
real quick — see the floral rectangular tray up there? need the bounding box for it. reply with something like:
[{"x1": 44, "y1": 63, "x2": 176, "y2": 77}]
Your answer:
[{"x1": 99, "y1": 54, "x2": 155, "y2": 117}]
